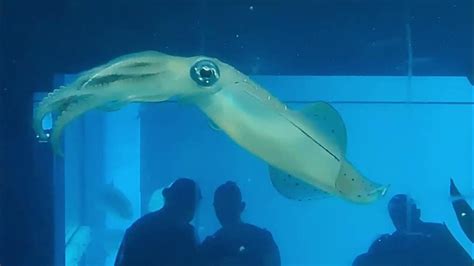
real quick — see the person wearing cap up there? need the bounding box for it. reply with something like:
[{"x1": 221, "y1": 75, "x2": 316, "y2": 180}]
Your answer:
[
  {"x1": 115, "y1": 178, "x2": 202, "y2": 266},
  {"x1": 199, "y1": 181, "x2": 281, "y2": 266},
  {"x1": 353, "y1": 194, "x2": 472, "y2": 266}
]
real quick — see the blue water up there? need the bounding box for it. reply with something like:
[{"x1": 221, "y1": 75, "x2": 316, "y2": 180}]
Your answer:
[
  {"x1": 2, "y1": 1, "x2": 472, "y2": 265},
  {"x1": 55, "y1": 74, "x2": 473, "y2": 265}
]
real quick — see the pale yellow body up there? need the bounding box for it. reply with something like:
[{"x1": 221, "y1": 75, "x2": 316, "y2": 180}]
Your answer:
[{"x1": 33, "y1": 51, "x2": 388, "y2": 204}]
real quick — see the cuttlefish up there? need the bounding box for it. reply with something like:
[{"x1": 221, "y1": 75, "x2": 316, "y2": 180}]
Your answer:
[{"x1": 33, "y1": 51, "x2": 388, "y2": 204}]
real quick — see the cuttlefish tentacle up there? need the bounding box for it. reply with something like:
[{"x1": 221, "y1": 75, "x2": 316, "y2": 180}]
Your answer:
[
  {"x1": 33, "y1": 88, "x2": 91, "y2": 140},
  {"x1": 33, "y1": 50, "x2": 388, "y2": 204},
  {"x1": 33, "y1": 51, "x2": 219, "y2": 154},
  {"x1": 50, "y1": 96, "x2": 106, "y2": 156}
]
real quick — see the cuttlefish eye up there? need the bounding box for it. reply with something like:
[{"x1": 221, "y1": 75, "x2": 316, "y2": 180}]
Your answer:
[{"x1": 190, "y1": 59, "x2": 220, "y2": 87}]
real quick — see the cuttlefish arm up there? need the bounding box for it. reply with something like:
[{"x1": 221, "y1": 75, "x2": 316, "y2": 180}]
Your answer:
[
  {"x1": 33, "y1": 50, "x2": 388, "y2": 203},
  {"x1": 33, "y1": 51, "x2": 221, "y2": 155}
]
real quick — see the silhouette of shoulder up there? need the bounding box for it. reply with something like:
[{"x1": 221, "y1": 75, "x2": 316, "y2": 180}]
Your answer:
[
  {"x1": 126, "y1": 210, "x2": 194, "y2": 237},
  {"x1": 202, "y1": 223, "x2": 278, "y2": 260},
  {"x1": 210, "y1": 223, "x2": 274, "y2": 243},
  {"x1": 414, "y1": 222, "x2": 455, "y2": 239},
  {"x1": 116, "y1": 210, "x2": 197, "y2": 266},
  {"x1": 420, "y1": 222, "x2": 446, "y2": 231},
  {"x1": 200, "y1": 223, "x2": 279, "y2": 266},
  {"x1": 367, "y1": 233, "x2": 392, "y2": 253}
]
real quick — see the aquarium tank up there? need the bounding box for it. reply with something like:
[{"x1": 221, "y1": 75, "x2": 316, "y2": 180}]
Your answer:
[{"x1": 0, "y1": 1, "x2": 472, "y2": 266}]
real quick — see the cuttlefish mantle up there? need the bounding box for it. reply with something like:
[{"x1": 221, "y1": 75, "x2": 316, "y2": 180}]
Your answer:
[{"x1": 33, "y1": 50, "x2": 388, "y2": 204}]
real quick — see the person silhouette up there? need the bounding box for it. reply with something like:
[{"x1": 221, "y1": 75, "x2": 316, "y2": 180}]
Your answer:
[
  {"x1": 115, "y1": 178, "x2": 201, "y2": 266},
  {"x1": 199, "y1": 181, "x2": 281, "y2": 266},
  {"x1": 353, "y1": 194, "x2": 472, "y2": 266}
]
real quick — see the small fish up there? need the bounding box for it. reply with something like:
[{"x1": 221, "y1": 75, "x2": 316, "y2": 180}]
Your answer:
[{"x1": 99, "y1": 183, "x2": 133, "y2": 220}]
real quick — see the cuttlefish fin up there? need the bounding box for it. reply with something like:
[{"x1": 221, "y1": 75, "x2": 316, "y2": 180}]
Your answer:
[
  {"x1": 335, "y1": 159, "x2": 389, "y2": 203},
  {"x1": 299, "y1": 101, "x2": 347, "y2": 154},
  {"x1": 268, "y1": 165, "x2": 330, "y2": 201},
  {"x1": 298, "y1": 102, "x2": 388, "y2": 203}
]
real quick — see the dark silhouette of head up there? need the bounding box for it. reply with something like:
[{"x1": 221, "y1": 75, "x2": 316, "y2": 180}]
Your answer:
[
  {"x1": 162, "y1": 178, "x2": 201, "y2": 223},
  {"x1": 388, "y1": 194, "x2": 421, "y2": 231},
  {"x1": 213, "y1": 181, "x2": 246, "y2": 227}
]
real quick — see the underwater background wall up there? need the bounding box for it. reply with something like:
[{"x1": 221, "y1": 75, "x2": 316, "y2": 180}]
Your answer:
[
  {"x1": 0, "y1": 0, "x2": 473, "y2": 266},
  {"x1": 51, "y1": 74, "x2": 472, "y2": 266}
]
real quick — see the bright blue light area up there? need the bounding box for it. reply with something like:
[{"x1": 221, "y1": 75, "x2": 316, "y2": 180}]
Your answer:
[{"x1": 56, "y1": 74, "x2": 473, "y2": 265}]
